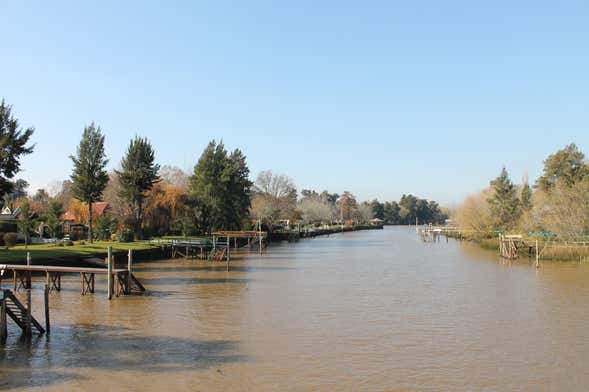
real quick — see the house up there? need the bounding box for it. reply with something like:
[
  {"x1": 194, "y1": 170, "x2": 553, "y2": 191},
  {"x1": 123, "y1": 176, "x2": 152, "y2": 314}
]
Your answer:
[
  {"x1": 0, "y1": 206, "x2": 20, "y2": 222},
  {"x1": 62, "y1": 202, "x2": 111, "y2": 235}
]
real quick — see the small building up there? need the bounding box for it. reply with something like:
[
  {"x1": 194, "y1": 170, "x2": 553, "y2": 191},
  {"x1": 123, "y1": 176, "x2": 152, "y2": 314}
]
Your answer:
[
  {"x1": 369, "y1": 218, "x2": 384, "y2": 225},
  {"x1": 62, "y1": 202, "x2": 111, "y2": 235},
  {"x1": 0, "y1": 206, "x2": 20, "y2": 222}
]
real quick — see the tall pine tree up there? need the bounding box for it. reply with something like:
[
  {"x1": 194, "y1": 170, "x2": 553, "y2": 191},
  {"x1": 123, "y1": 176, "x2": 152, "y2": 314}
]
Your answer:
[
  {"x1": 70, "y1": 123, "x2": 109, "y2": 242},
  {"x1": 0, "y1": 100, "x2": 35, "y2": 196},
  {"x1": 116, "y1": 136, "x2": 160, "y2": 240},
  {"x1": 188, "y1": 141, "x2": 252, "y2": 234},
  {"x1": 487, "y1": 167, "x2": 520, "y2": 231}
]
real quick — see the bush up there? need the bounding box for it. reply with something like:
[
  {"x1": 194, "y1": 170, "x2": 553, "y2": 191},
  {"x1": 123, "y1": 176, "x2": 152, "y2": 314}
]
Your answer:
[
  {"x1": 117, "y1": 229, "x2": 134, "y2": 243},
  {"x1": 63, "y1": 240, "x2": 74, "y2": 246},
  {"x1": 78, "y1": 240, "x2": 86, "y2": 245},
  {"x1": 3, "y1": 232, "x2": 18, "y2": 247},
  {"x1": 0, "y1": 232, "x2": 4, "y2": 246},
  {"x1": 0, "y1": 222, "x2": 17, "y2": 233}
]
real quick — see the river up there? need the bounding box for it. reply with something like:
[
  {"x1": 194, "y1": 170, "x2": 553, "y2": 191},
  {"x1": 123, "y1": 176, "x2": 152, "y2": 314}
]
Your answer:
[{"x1": 1, "y1": 226, "x2": 589, "y2": 391}]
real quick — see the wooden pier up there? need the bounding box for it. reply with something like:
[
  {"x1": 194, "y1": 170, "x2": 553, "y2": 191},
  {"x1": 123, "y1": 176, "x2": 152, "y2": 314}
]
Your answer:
[
  {"x1": 0, "y1": 247, "x2": 146, "y2": 300},
  {"x1": 499, "y1": 234, "x2": 539, "y2": 266}
]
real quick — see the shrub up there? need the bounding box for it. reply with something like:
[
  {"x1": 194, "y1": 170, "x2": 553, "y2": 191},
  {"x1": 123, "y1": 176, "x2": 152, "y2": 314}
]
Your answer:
[
  {"x1": 117, "y1": 229, "x2": 134, "y2": 243},
  {"x1": 78, "y1": 240, "x2": 86, "y2": 245},
  {"x1": 3, "y1": 232, "x2": 18, "y2": 247},
  {"x1": 63, "y1": 240, "x2": 74, "y2": 246}
]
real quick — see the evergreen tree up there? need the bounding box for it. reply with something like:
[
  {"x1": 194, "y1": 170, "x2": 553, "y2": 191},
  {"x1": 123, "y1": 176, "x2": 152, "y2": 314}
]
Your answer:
[
  {"x1": 188, "y1": 140, "x2": 252, "y2": 233},
  {"x1": 116, "y1": 136, "x2": 160, "y2": 240},
  {"x1": 70, "y1": 123, "x2": 109, "y2": 242},
  {"x1": 0, "y1": 100, "x2": 35, "y2": 196},
  {"x1": 487, "y1": 167, "x2": 520, "y2": 230},
  {"x1": 46, "y1": 199, "x2": 64, "y2": 238},
  {"x1": 383, "y1": 201, "x2": 401, "y2": 224},
  {"x1": 370, "y1": 199, "x2": 385, "y2": 220},
  {"x1": 520, "y1": 176, "x2": 533, "y2": 211}
]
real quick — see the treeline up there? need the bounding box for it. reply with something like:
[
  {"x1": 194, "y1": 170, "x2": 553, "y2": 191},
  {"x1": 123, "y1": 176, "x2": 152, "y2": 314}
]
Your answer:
[
  {"x1": 368, "y1": 195, "x2": 447, "y2": 225},
  {"x1": 0, "y1": 98, "x2": 447, "y2": 244},
  {"x1": 456, "y1": 143, "x2": 589, "y2": 240}
]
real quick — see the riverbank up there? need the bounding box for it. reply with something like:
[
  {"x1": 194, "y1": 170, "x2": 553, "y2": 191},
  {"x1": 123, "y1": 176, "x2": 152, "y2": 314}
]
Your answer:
[
  {"x1": 0, "y1": 241, "x2": 164, "y2": 266},
  {"x1": 269, "y1": 224, "x2": 383, "y2": 242},
  {"x1": 446, "y1": 231, "x2": 589, "y2": 262}
]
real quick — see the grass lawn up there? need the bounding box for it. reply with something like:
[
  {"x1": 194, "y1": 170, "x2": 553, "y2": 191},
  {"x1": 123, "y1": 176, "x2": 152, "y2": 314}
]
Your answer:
[{"x1": 0, "y1": 241, "x2": 158, "y2": 264}]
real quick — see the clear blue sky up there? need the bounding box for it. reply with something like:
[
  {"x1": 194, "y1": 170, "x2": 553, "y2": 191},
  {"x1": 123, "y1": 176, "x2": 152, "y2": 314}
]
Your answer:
[{"x1": 1, "y1": 1, "x2": 588, "y2": 205}]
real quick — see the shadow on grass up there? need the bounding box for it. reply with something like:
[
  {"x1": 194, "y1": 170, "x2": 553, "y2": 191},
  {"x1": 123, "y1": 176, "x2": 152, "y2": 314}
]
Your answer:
[{"x1": 0, "y1": 323, "x2": 245, "y2": 389}]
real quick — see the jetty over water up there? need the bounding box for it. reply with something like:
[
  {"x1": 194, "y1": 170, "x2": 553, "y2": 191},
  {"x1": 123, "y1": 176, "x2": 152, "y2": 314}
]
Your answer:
[{"x1": 0, "y1": 247, "x2": 146, "y2": 299}]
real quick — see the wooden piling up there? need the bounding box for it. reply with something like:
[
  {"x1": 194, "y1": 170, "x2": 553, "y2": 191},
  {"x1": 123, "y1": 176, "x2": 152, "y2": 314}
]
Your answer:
[
  {"x1": 107, "y1": 246, "x2": 113, "y2": 300},
  {"x1": 535, "y1": 240, "x2": 540, "y2": 269},
  {"x1": 44, "y1": 284, "x2": 50, "y2": 334},
  {"x1": 226, "y1": 236, "x2": 230, "y2": 271},
  {"x1": 127, "y1": 249, "x2": 133, "y2": 294},
  {"x1": 0, "y1": 291, "x2": 6, "y2": 343},
  {"x1": 26, "y1": 288, "x2": 32, "y2": 338}
]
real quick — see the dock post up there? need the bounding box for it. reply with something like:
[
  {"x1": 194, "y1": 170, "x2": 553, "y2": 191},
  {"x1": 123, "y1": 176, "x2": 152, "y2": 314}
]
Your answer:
[
  {"x1": 0, "y1": 291, "x2": 6, "y2": 343},
  {"x1": 44, "y1": 284, "x2": 50, "y2": 334},
  {"x1": 535, "y1": 240, "x2": 539, "y2": 269},
  {"x1": 107, "y1": 246, "x2": 113, "y2": 300},
  {"x1": 25, "y1": 287, "x2": 32, "y2": 338},
  {"x1": 26, "y1": 251, "x2": 32, "y2": 290},
  {"x1": 127, "y1": 249, "x2": 133, "y2": 295},
  {"x1": 226, "y1": 236, "x2": 230, "y2": 271}
]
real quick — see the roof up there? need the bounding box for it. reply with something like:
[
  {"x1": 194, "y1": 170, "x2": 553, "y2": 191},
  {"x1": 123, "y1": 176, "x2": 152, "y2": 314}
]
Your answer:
[
  {"x1": 62, "y1": 202, "x2": 110, "y2": 222},
  {"x1": 370, "y1": 218, "x2": 384, "y2": 222}
]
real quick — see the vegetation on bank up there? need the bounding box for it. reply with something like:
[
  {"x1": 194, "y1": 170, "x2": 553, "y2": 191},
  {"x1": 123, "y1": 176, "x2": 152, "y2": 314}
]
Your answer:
[
  {"x1": 0, "y1": 97, "x2": 447, "y2": 254},
  {"x1": 454, "y1": 143, "x2": 589, "y2": 261},
  {"x1": 0, "y1": 241, "x2": 158, "y2": 264}
]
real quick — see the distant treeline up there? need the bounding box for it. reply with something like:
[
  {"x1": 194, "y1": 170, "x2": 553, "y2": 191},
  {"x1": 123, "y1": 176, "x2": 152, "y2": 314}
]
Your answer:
[{"x1": 368, "y1": 195, "x2": 447, "y2": 225}]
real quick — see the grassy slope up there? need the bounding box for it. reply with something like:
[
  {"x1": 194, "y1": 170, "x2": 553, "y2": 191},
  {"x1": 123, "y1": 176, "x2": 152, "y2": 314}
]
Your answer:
[{"x1": 0, "y1": 241, "x2": 157, "y2": 264}]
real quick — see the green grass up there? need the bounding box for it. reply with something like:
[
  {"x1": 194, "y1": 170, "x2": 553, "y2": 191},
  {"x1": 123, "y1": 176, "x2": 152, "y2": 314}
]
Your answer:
[{"x1": 0, "y1": 241, "x2": 158, "y2": 264}]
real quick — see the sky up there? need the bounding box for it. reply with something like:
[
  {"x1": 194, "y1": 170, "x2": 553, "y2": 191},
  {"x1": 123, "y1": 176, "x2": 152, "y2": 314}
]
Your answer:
[{"x1": 1, "y1": 1, "x2": 588, "y2": 205}]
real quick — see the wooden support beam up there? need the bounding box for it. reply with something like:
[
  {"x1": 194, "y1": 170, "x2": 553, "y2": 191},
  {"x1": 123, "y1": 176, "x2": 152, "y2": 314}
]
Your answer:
[
  {"x1": 107, "y1": 246, "x2": 113, "y2": 300},
  {"x1": 0, "y1": 292, "x2": 6, "y2": 343},
  {"x1": 25, "y1": 288, "x2": 32, "y2": 338},
  {"x1": 44, "y1": 285, "x2": 50, "y2": 334},
  {"x1": 127, "y1": 249, "x2": 133, "y2": 295}
]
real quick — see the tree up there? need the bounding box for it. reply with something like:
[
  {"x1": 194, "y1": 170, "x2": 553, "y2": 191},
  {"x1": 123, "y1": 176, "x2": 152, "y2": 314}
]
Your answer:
[
  {"x1": 0, "y1": 100, "x2": 35, "y2": 197},
  {"x1": 18, "y1": 200, "x2": 35, "y2": 247},
  {"x1": 370, "y1": 199, "x2": 384, "y2": 220},
  {"x1": 336, "y1": 191, "x2": 359, "y2": 222},
  {"x1": 487, "y1": 167, "x2": 520, "y2": 231},
  {"x1": 116, "y1": 137, "x2": 160, "y2": 240},
  {"x1": 383, "y1": 201, "x2": 401, "y2": 224},
  {"x1": 95, "y1": 213, "x2": 118, "y2": 241},
  {"x1": 188, "y1": 140, "x2": 252, "y2": 233},
  {"x1": 536, "y1": 143, "x2": 589, "y2": 191},
  {"x1": 298, "y1": 197, "x2": 334, "y2": 225},
  {"x1": 46, "y1": 199, "x2": 64, "y2": 238},
  {"x1": 520, "y1": 176, "x2": 533, "y2": 211},
  {"x1": 70, "y1": 123, "x2": 109, "y2": 242},
  {"x1": 250, "y1": 170, "x2": 297, "y2": 224}
]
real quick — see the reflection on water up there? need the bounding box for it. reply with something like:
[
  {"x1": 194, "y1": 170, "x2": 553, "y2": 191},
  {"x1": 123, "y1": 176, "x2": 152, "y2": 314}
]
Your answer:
[{"x1": 2, "y1": 227, "x2": 589, "y2": 391}]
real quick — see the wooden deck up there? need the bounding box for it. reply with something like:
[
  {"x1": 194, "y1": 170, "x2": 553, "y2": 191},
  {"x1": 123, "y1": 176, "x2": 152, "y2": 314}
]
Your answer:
[{"x1": 0, "y1": 259, "x2": 145, "y2": 298}]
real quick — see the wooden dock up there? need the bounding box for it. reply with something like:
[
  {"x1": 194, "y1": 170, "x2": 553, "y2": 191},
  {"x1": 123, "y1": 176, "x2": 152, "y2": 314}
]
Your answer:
[{"x1": 0, "y1": 247, "x2": 146, "y2": 299}]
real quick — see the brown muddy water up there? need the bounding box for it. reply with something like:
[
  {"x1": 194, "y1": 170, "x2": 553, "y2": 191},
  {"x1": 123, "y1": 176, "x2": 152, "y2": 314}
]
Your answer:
[{"x1": 2, "y1": 226, "x2": 589, "y2": 391}]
